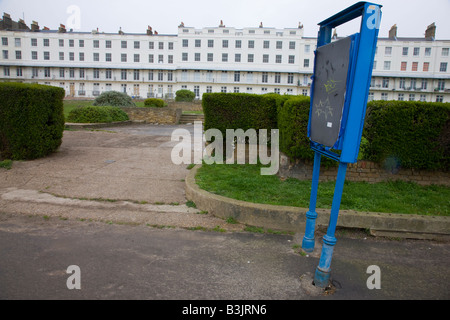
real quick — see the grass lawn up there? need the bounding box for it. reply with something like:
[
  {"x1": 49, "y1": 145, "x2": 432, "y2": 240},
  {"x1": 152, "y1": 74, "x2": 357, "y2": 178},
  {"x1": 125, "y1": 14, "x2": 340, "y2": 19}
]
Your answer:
[
  {"x1": 195, "y1": 162, "x2": 450, "y2": 216},
  {"x1": 63, "y1": 100, "x2": 93, "y2": 120}
]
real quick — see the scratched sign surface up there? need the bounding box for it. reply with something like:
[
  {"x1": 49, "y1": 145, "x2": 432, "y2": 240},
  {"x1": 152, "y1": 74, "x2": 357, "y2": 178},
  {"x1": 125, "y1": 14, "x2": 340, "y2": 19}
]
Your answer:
[{"x1": 310, "y1": 36, "x2": 352, "y2": 148}]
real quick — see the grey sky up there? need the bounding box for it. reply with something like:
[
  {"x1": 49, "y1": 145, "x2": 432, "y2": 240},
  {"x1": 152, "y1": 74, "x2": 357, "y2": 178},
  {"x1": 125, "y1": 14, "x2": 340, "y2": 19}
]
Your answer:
[{"x1": 1, "y1": 0, "x2": 449, "y2": 39}]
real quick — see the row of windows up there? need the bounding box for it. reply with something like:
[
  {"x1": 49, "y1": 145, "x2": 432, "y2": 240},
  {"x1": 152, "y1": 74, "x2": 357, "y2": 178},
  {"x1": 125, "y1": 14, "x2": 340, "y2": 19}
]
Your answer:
[
  {"x1": 181, "y1": 39, "x2": 298, "y2": 50},
  {"x1": 368, "y1": 92, "x2": 445, "y2": 102},
  {"x1": 374, "y1": 60, "x2": 448, "y2": 72},
  {"x1": 380, "y1": 46, "x2": 449, "y2": 57},
  {"x1": 370, "y1": 77, "x2": 446, "y2": 90},
  {"x1": 181, "y1": 52, "x2": 297, "y2": 64}
]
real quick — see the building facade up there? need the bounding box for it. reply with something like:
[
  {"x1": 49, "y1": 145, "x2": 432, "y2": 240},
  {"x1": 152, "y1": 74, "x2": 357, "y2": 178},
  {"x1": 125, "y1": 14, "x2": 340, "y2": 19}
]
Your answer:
[{"x1": 0, "y1": 14, "x2": 449, "y2": 102}]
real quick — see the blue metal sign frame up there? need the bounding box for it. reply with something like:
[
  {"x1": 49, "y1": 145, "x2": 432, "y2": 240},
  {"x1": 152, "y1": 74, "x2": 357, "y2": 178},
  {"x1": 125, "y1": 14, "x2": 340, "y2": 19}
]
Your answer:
[{"x1": 301, "y1": 2, "x2": 382, "y2": 288}]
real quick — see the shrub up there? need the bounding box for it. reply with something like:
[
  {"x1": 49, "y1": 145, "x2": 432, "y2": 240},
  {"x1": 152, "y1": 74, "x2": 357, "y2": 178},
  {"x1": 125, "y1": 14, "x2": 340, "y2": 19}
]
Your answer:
[
  {"x1": 0, "y1": 82, "x2": 65, "y2": 160},
  {"x1": 93, "y1": 91, "x2": 135, "y2": 107},
  {"x1": 175, "y1": 89, "x2": 195, "y2": 102},
  {"x1": 144, "y1": 98, "x2": 166, "y2": 108},
  {"x1": 362, "y1": 100, "x2": 449, "y2": 170},
  {"x1": 66, "y1": 106, "x2": 129, "y2": 123}
]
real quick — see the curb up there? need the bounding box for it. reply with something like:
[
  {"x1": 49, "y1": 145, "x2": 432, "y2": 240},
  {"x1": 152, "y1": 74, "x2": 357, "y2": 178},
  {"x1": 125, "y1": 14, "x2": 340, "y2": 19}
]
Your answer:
[
  {"x1": 185, "y1": 164, "x2": 450, "y2": 241},
  {"x1": 64, "y1": 121, "x2": 135, "y2": 130}
]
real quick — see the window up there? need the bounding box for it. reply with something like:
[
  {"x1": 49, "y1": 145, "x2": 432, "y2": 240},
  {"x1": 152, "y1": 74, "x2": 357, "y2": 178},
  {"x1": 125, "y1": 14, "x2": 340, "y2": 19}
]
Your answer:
[
  {"x1": 148, "y1": 71, "x2": 153, "y2": 81},
  {"x1": 134, "y1": 54, "x2": 140, "y2": 63},
  {"x1": 207, "y1": 53, "x2": 213, "y2": 62},
  {"x1": 222, "y1": 53, "x2": 228, "y2": 62},
  {"x1": 149, "y1": 41, "x2": 154, "y2": 49},
  {"x1": 289, "y1": 41, "x2": 295, "y2": 49},
  {"x1": 442, "y1": 48, "x2": 449, "y2": 56},
  {"x1": 421, "y1": 79, "x2": 427, "y2": 90},
  {"x1": 425, "y1": 48, "x2": 431, "y2": 56},
  {"x1": 121, "y1": 53, "x2": 127, "y2": 62},
  {"x1": 206, "y1": 86, "x2": 212, "y2": 93},
  {"x1": 60, "y1": 68, "x2": 65, "y2": 78},
  {"x1": 262, "y1": 72, "x2": 268, "y2": 83},
  {"x1": 420, "y1": 94, "x2": 426, "y2": 102},
  {"x1": 263, "y1": 54, "x2": 269, "y2": 63},
  {"x1": 32, "y1": 51, "x2": 38, "y2": 60},
  {"x1": 437, "y1": 80, "x2": 445, "y2": 91},
  {"x1": 367, "y1": 92, "x2": 374, "y2": 101},
  {"x1": 304, "y1": 59, "x2": 310, "y2": 68},
  {"x1": 288, "y1": 55, "x2": 295, "y2": 64},
  {"x1": 16, "y1": 66, "x2": 23, "y2": 77},
  {"x1": 2, "y1": 50, "x2": 8, "y2": 59},
  {"x1": 69, "y1": 68, "x2": 75, "y2": 78},
  {"x1": 208, "y1": 40, "x2": 214, "y2": 48},
  {"x1": 79, "y1": 69, "x2": 85, "y2": 78},
  {"x1": 412, "y1": 62, "x2": 418, "y2": 71},
  {"x1": 436, "y1": 95, "x2": 443, "y2": 102},
  {"x1": 381, "y1": 93, "x2": 388, "y2": 100},
  {"x1": 158, "y1": 55, "x2": 163, "y2": 63},
  {"x1": 93, "y1": 52, "x2": 99, "y2": 62},
  {"x1": 182, "y1": 52, "x2": 188, "y2": 61},
  {"x1": 401, "y1": 62, "x2": 407, "y2": 71},
  {"x1": 248, "y1": 54, "x2": 254, "y2": 63},
  {"x1": 59, "y1": 52, "x2": 64, "y2": 60},
  {"x1": 235, "y1": 54, "x2": 241, "y2": 62},
  {"x1": 274, "y1": 73, "x2": 281, "y2": 84},
  {"x1": 106, "y1": 40, "x2": 112, "y2": 48},
  {"x1": 399, "y1": 78, "x2": 405, "y2": 89},
  {"x1": 440, "y1": 62, "x2": 448, "y2": 72},
  {"x1": 221, "y1": 71, "x2": 227, "y2": 82},
  {"x1": 106, "y1": 53, "x2": 112, "y2": 62},
  {"x1": 15, "y1": 50, "x2": 21, "y2": 59},
  {"x1": 93, "y1": 69, "x2": 100, "y2": 79},
  {"x1": 373, "y1": 61, "x2": 377, "y2": 70},
  {"x1": 402, "y1": 47, "x2": 408, "y2": 56},
  {"x1": 287, "y1": 73, "x2": 294, "y2": 84},
  {"x1": 413, "y1": 47, "x2": 420, "y2": 56},
  {"x1": 275, "y1": 55, "x2": 282, "y2": 63},
  {"x1": 222, "y1": 40, "x2": 228, "y2": 48},
  {"x1": 384, "y1": 61, "x2": 391, "y2": 70},
  {"x1": 195, "y1": 39, "x2": 201, "y2": 48},
  {"x1": 276, "y1": 41, "x2": 282, "y2": 49},
  {"x1": 121, "y1": 41, "x2": 127, "y2": 48},
  {"x1": 247, "y1": 72, "x2": 253, "y2": 83},
  {"x1": 409, "y1": 94, "x2": 415, "y2": 101},
  {"x1": 263, "y1": 41, "x2": 270, "y2": 49},
  {"x1": 159, "y1": 42, "x2": 164, "y2": 49},
  {"x1": 423, "y1": 62, "x2": 430, "y2": 72},
  {"x1": 248, "y1": 40, "x2": 254, "y2": 49},
  {"x1": 15, "y1": 38, "x2": 21, "y2": 47},
  {"x1": 235, "y1": 40, "x2": 241, "y2": 48},
  {"x1": 32, "y1": 67, "x2": 39, "y2": 78},
  {"x1": 148, "y1": 54, "x2": 154, "y2": 63},
  {"x1": 44, "y1": 51, "x2": 50, "y2": 60},
  {"x1": 221, "y1": 86, "x2": 227, "y2": 93},
  {"x1": 44, "y1": 67, "x2": 51, "y2": 78},
  {"x1": 398, "y1": 93, "x2": 404, "y2": 101},
  {"x1": 2, "y1": 37, "x2": 8, "y2": 46},
  {"x1": 206, "y1": 70, "x2": 213, "y2": 82},
  {"x1": 410, "y1": 78, "x2": 417, "y2": 89},
  {"x1": 69, "y1": 39, "x2": 74, "y2": 47},
  {"x1": 382, "y1": 77, "x2": 389, "y2": 88},
  {"x1": 79, "y1": 40, "x2": 84, "y2": 47},
  {"x1": 304, "y1": 45, "x2": 310, "y2": 54},
  {"x1": 234, "y1": 87, "x2": 240, "y2": 93},
  {"x1": 93, "y1": 40, "x2": 99, "y2": 48},
  {"x1": 79, "y1": 52, "x2": 84, "y2": 61},
  {"x1": 195, "y1": 53, "x2": 200, "y2": 61},
  {"x1": 169, "y1": 42, "x2": 173, "y2": 50},
  {"x1": 134, "y1": 70, "x2": 140, "y2": 81},
  {"x1": 134, "y1": 41, "x2": 140, "y2": 49},
  {"x1": 31, "y1": 38, "x2": 37, "y2": 46},
  {"x1": 168, "y1": 55, "x2": 173, "y2": 64},
  {"x1": 69, "y1": 52, "x2": 74, "y2": 61},
  {"x1": 168, "y1": 71, "x2": 173, "y2": 81},
  {"x1": 385, "y1": 47, "x2": 392, "y2": 55},
  {"x1": 234, "y1": 71, "x2": 240, "y2": 82}
]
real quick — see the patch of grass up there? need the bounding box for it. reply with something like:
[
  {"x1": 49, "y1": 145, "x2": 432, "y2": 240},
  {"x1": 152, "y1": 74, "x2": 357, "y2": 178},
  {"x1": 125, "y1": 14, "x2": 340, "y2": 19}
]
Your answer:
[
  {"x1": 226, "y1": 217, "x2": 238, "y2": 224},
  {"x1": 186, "y1": 164, "x2": 196, "y2": 170},
  {"x1": 186, "y1": 200, "x2": 197, "y2": 208},
  {"x1": 0, "y1": 159, "x2": 12, "y2": 170},
  {"x1": 195, "y1": 162, "x2": 450, "y2": 216}
]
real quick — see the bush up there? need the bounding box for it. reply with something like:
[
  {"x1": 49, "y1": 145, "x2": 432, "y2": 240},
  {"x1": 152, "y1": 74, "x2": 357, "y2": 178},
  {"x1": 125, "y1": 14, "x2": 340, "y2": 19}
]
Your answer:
[
  {"x1": 144, "y1": 98, "x2": 166, "y2": 108},
  {"x1": 0, "y1": 82, "x2": 65, "y2": 160},
  {"x1": 175, "y1": 89, "x2": 195, "y2": 102},
  {"x1": 93, "y1": 91, "x2": 135, "y2": 107},
  {"x1": 66, "y1": 106, "x2": 129, "y2": 123},
  {"x1": 202, "y1": 92, "x2": 280, "y2": 135},
  {"x1": 362, "y1": 100, "x2": 450, "y2": 170}
]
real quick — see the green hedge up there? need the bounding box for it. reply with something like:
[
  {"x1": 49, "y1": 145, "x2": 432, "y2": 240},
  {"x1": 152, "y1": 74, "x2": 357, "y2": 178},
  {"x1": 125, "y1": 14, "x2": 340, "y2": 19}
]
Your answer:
[
  {"x1": 362, "y1": 100, "x2": 449, "y2": 170},
  {"x1": 0, "y1": 82, "x2": 65, "y2": 160},
  {"x1": 66, "y1": 106, "x2": 129, "y2": 123},
  {"x1": 202, "y1": 93, "x2": 282, "y2": 134},
  {"x1": 93, "y1": 91, "x2": 135, "y2": 107},
  {"x1": 144, "y1": 98, "x2": 166, "y2": 108},
  {"x1": 175, "y1": 89, "x2": 195, "y2": 102}
]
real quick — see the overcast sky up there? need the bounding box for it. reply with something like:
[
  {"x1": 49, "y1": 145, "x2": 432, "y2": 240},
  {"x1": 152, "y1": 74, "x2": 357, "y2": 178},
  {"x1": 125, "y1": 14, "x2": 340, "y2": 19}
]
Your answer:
[{"x1": 1, "y1": 0, "x2": 450, "y2": 39}]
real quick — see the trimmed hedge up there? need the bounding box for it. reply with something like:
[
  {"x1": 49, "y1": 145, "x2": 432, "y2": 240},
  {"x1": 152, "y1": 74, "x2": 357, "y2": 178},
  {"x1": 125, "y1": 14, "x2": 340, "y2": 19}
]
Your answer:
[
  {"x1": 202, "y1": 93, "x2": 282, "y2": 135},
  {"x1": 175, "y1": 89, "x2": 195, "y2": 102},
  {"x1": 93, "y1": 91, "x2": 135, "y2": 107},
  {"x1": 66, "y1": 106, "x2": 129, "y2": 123},
  {"x1": 144, "y1": 98, "x2": 166, "y2": 108},
  {"x1": 0, "y1": 82, "x2": 65, "y2": 160},
  {"x1": 362, "y1": 100, "x2": 449, "y2": 170}
]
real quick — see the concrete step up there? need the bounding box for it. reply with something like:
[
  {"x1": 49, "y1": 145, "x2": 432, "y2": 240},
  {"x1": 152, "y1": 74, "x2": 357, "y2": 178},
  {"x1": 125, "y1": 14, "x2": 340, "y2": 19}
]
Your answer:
[{"x1": 179, "y1": 114, "x2": 204, "y2": 124}]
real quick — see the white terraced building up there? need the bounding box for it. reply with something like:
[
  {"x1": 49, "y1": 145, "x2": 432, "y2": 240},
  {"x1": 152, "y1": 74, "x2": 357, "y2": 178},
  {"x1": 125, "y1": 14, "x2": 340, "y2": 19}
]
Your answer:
[{"x1": 0, "y1": 13, "x2": 449, "y2": 102}]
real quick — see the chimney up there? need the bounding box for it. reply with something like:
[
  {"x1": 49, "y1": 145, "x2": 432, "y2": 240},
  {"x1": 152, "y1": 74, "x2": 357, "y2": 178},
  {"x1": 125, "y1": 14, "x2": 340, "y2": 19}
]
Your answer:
[
  {"x1": 147, "y1": 25, "x2": 153, "y2": 35},
  {"x1": 118, "y1": 27, "x2": 124, "y2": 35},
  {"x1": 389, "y1": 24, "x2": 397, "y2": 40},
  {"x1": 2, "y1": 13, "x2": 12, "y2": 29},
  {"x1": 31, "y1": 20, "x2": 40, "y2": 31},
  {"x1": 58, "y1": 23, "x2": 66, "y2": 33},
  {"x1": 425, "y1": 22, "x2": 436, "y2": 40},
  {"x1": 18, "y1": 18, "x2": 28, "y2": 30}
]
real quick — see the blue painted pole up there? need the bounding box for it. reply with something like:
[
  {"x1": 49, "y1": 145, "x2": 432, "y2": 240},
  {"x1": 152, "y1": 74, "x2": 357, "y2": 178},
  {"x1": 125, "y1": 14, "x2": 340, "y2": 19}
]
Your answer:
[
  {"x1": 314, "y1": 161, "x2": 348, "y2": 288},
  {"x1": 302, "y1": 151, "x2": 321, "y2": 252}
]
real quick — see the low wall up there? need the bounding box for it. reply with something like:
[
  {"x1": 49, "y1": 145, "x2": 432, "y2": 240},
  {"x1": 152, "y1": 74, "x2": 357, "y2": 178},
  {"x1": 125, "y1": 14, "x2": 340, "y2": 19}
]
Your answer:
[
  {"x1": 167, "y1": 101, "x2": 203, "y2": 112},
  {"x1": 279, "y1": 153, "x2": 450, "y2": 186},
  {"x1": 120, "y1": 107, "x2": 182, "y2": 124}
]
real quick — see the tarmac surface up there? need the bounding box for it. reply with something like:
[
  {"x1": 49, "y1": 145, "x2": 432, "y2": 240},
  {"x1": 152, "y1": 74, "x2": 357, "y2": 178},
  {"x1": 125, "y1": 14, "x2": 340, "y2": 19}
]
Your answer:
[{"x1": 0, "y1": 123, "x2": 449, "y2": 301}]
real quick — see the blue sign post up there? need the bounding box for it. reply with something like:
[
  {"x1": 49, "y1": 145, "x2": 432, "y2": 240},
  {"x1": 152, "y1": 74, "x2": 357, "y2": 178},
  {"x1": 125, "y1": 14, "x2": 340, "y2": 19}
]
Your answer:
[{"x1": 301, "y1": 2, "x2": 382, "y2": 288}]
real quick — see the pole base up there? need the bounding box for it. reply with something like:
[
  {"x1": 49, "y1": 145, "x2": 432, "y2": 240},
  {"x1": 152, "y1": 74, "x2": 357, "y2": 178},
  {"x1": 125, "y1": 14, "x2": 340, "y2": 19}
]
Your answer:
[
  {"x1": 313, "y1": 267, "x2": 331, "y2": 288},
  {"x1": 301, "y1": 236, "x2": 315, "y2": 253}
]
